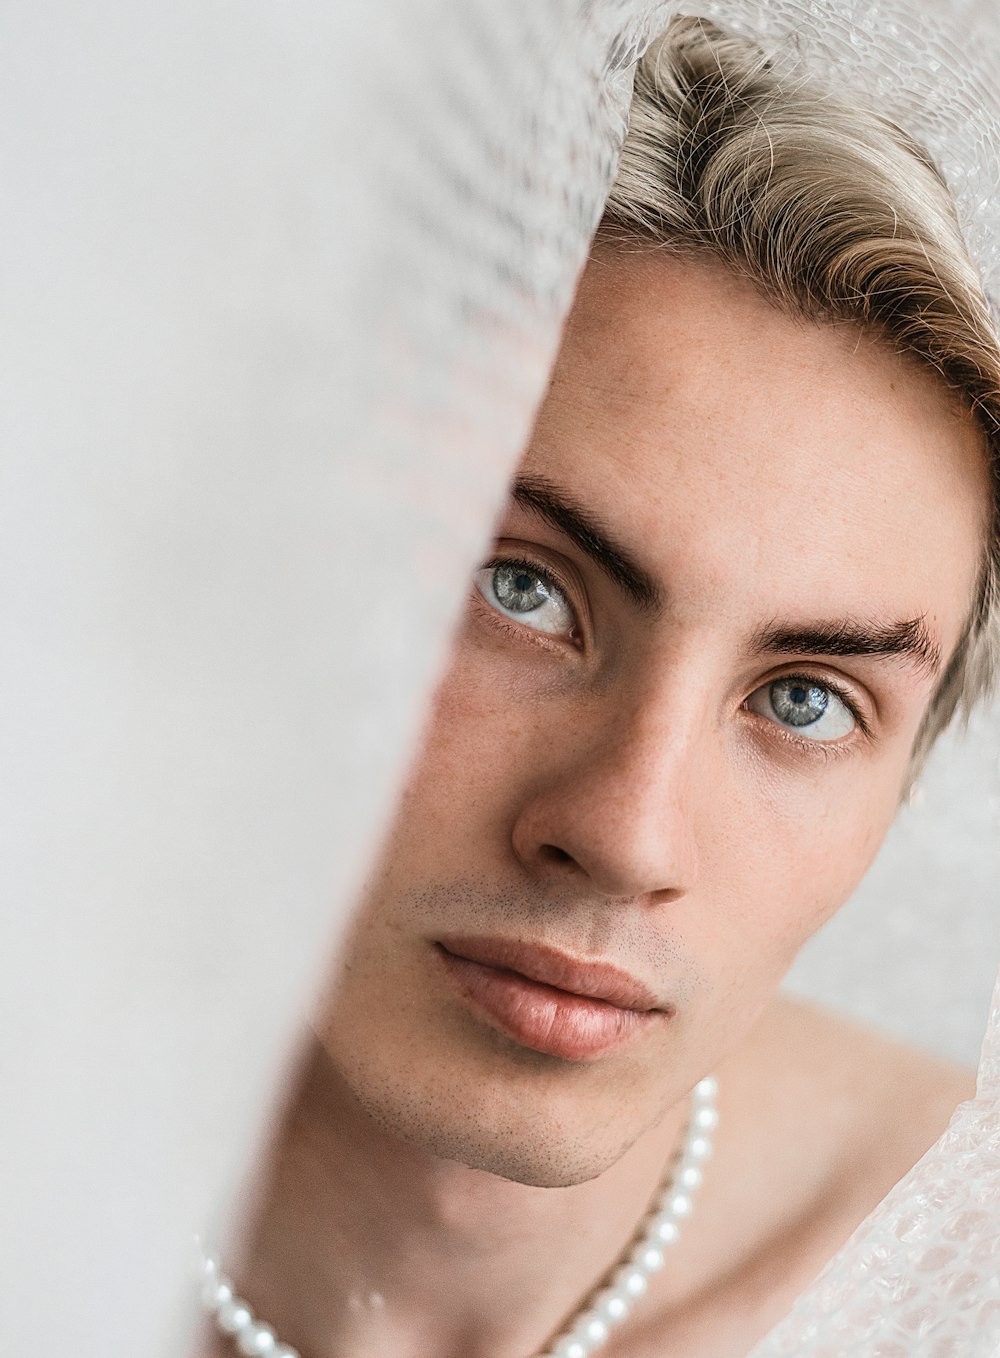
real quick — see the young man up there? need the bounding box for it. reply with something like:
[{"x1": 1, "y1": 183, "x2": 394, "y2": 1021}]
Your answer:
[
  {"x1": 200, "y1": 255, "x2": 987, "y2": 1358},
  {"x1": 197, "y1": 19, "x2": 998, "y2": 1358}
]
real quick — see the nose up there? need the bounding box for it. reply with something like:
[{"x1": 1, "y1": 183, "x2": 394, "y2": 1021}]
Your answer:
[{"x1": 509, "y1": 695, "x2": 703, "y2": 903}]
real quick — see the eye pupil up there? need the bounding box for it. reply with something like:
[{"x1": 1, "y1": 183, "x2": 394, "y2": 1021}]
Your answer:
[
  {"x1": 770, "y1": 678, "x2": 829, "y2": 727},
  {"x1": 492, "y1": 562, "x2": 550, "y2": 613}
]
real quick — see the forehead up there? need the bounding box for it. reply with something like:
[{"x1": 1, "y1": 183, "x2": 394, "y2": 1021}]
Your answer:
[{"x1": 524, "y1": 249, "x2": 989, "y2": 654}]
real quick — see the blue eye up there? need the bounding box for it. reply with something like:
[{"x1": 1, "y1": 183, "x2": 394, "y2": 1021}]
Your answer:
[
  {"x1": 474, "y1": 559, "x2": 577, "y2": 637},
  {"x1": 746, "y1": 676, "x2": 856, "y2": 741}
]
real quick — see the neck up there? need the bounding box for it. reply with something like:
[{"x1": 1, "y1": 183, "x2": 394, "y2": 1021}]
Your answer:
[{"x1": 219, "y1": 1036, "x2": 691, "y2": 1358}]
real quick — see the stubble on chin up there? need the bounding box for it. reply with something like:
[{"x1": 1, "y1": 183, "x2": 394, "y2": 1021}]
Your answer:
[
  {"x1": 315, "y1": 874, "x2": 705, "y2": 1186},
  {"x1": 330, "y1": 1046, "x2": 663, "y2": 1188}
]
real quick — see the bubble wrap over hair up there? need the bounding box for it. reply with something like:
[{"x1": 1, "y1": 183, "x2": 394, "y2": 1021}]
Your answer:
[
  {"x1": 2, "y1": 2, "x2": 999, "y2": 1356},
  {"x1": 696, "y1": 1, "x2": 1000, "y2": 320}
]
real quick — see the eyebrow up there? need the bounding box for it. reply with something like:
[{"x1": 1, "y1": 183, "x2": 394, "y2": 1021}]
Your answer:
[
  {"x1": 511, "y1": 475, "x2": 663, "y2": 611},
  {"x1": 510, "y1": 474, "x2": 942, "y2": 678},
  {"x1": 748, "y1": 616, "x2": 942, "y2": 678}
]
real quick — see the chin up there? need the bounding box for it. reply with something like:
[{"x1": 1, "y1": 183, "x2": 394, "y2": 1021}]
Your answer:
[{"x1": 339, "y1": 1058, "x2": 649, "y2": 1188}]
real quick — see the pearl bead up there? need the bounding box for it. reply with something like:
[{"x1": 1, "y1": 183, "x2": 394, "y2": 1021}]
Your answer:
[
  {"x1": 688, "y1": 1135, "x2": 712, "y2": 1160},
  {"x1": 238, "y1": 1323, "x2": 277, "y2": 1355},
  {"x1": 581, "y1": 1317, "x2": 609, "y2": 1345},
  {"x1": 202, "y1": 1275, "x2": 234, "y2": 1310},
  {"x1": 197, "y1": 1074, "x2": 718, "y2": 1358},
  {"x1": 552, "y1": 1338, "x2": 587, "y2": 1358},
  {"x1": 653, "y1": 1217, "x2": 679, "y2": 1245},
  {"x1": 595, "y1": 1288, "x2": 629, "y2": 1323},
  {"x1": 678, "y1": 1164, "x2": 703, "y2": 1191},
  {"x1": 614, "y1": 1266, "x2": 648, "y2": 1298},
  {"x1": 217, "y1": 1299, "x2": 253, "y2": 1335},
  {"x1": 693, "y1": 1105, "x2": 719, "y2": 1132}
]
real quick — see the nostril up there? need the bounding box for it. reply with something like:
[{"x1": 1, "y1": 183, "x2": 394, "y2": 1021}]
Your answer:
[{"x1": 539, "y1": 844, "x2": 575, "y2": 866}]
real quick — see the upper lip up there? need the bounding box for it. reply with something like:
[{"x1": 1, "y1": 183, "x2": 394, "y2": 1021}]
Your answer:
[{"x1": 435, "y1": 935, "x2": 664, "y2": 1012}]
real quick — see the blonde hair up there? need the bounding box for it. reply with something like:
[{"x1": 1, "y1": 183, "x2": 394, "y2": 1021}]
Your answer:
[{"x1": 600, "y1": 16, "x2": 1000, "y2": 771}]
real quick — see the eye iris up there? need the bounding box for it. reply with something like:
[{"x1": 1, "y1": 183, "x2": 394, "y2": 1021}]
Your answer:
[
  {"x1": 492, "y1": 563, "x2": 550, "y2": 613},
  {"x1": 771, "y1": 678, "x2": 829, "y2": 727}
]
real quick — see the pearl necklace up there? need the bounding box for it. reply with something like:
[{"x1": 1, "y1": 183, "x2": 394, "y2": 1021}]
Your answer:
[{"x1": 199, "y1": 1075, "x2": 718, "y2": 1358}]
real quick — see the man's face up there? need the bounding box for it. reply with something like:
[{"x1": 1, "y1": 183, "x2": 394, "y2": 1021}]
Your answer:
[{"x1": 317, "y1": 250, "x2": 989, "y2": 1187}]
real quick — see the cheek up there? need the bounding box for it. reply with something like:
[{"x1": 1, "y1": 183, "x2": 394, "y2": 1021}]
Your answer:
[
  {"x1": 698, "y1": 760, "x2": 901, "y2": 985},
  {"x1": 386, "y1": 648, "x2": 536, "y2": 857}
]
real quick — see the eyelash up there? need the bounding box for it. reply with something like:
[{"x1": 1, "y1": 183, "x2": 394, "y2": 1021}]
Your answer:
[
  {"x1": 476, "y1": 554, "x2": 873, "y2": 750},
  {"x1": 482, "y1": 554, "x2": 566, "y2": 591}
]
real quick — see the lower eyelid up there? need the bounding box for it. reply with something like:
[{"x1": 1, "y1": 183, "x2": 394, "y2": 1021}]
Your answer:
[
  {"x1": 473, "y1": 596, "x2": 581, "y2": 658},
  {"x1": 765, "y1": 722, "x2": 859, "y2": 759}
]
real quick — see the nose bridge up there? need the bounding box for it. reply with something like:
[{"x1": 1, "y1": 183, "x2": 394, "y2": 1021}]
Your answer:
[
  {"x1": 512, "y1": 656, "x2": 711, "y2": 900},
  {"x1": 585, "y1": 660, "x2": 707, "y2": 810}
]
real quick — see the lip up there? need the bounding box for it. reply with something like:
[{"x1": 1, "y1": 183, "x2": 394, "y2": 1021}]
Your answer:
[{"x1": 434, "y1": 935, "x2": 671, "y2": 1061}]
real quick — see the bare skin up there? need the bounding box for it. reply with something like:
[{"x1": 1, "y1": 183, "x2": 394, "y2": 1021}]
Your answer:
[
  {"x1": 610, "y1": 998, "x2": 975, "y2": 1357},
  {"x1": 195, "y1": 1002, "x2": 975, "y2": 1358},
  {"x1": 194, "y1": 248, "x2": 987, "y2": 1358}
]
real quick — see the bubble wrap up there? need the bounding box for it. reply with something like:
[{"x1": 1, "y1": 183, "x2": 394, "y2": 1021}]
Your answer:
[
  {"x1": 747, "y1": 984, "x2": 1000, "y2": 1356},
  {"x1": 2, "y1": 2, "x2": 999, "y2": 1356},
  {"x1": 695, "y1": 0, "x2": 1000, "y2": 318}
]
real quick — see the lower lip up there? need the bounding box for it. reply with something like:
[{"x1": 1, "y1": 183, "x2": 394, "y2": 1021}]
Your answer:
[{"x1": 435, "y1": 946, "x2": 663, "y2": 1061}]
